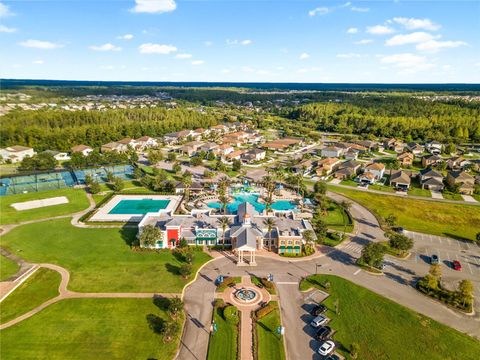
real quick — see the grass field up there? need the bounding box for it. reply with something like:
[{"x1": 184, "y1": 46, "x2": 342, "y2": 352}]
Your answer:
[
  {"x1": 408, "y1": 186, "x2": 432, "y2": 197},
  {"x1": 301, "y1": 275, "x2": 480, "y2": 360},
  {"x1": 324, "y1": 202, "x2": 354, "y2": 233},
  {"x1": 207, "y1": 302, "x2": 238, "y2": 360},
  {"x1": 0, "y1": 218, "x2": 211, "y2": 292},
  {"x1": 329, "y1": 186, "x2": 480, "y2": 241},
  {"x1": 0, "y1": 254, "x2": 19, "y2": 281},
  {"x1": 0, "y1": 268, "x2": 61, "y2": 324},
  {"x1": 0, "y1": 188, "x2": 90, "y2": 225},
  {"x1": 369, "y1": 184, "x2": 395, "y2": 193},
  {"x1": 442, "y1": 191, "x2": 464, "y2": 201},
  {"x1": 256, "y1": 302, "x2": 285, "y2": 360},
  {"x1": 0, "y1": 298, "x2": 182, "y2": 360}
]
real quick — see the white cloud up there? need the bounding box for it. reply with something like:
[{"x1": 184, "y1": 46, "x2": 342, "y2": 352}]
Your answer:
[
  {"x1": 221, "y1": 69, "x2": 231, "y2": 74},
  {"x1": 416, "y1": 39, "x2": 467, "y2": 52},
  {"x1": 336, "y1": 53, "x2": 363, "y2": 58},
  {"x1": 89, "y1": 43, "x2": 122, "y2": 51},
  {"x1": 299, "y1": 52, "x2": 310, "y2": 60},
  {"x1": 346, "y1": 27, "x2": 358, "y2": 34},
  {"x1": 226, "y1": 39, "x2": 252, "y2": 46},
  {"x1": 175, "y1": 53, "x2": 192, "y2": 59},
  {"x1": 386, "y1": 32, "x2": 438, "y2": 46},
  {"x1": 0, "y1": 24, "x2": 16, "y2": 33},
  {"x1": 380, "y1": 53, "x2": 435, "y2": 73},
  {"x1": 204, "y1": 41, "x2": 213, "y2": 47},
  {"x1": 354, "y1": 39, "x2": 373, "y2": 45},
  {"x1": 139, "y1": 43, "x2": 177, "y2": 54},
  {"x1": 392, "y1": 17, "x2": 440, "y2": 31},
  {"x1": 351, "y1": 7, "x2": 369, "y2": 12},
  {"x1": 32, "y1": 60, "x2": 44, "y2": 64},
  {"x1": 131, "y1": 0, "x2": 176, "y2": 14},
  {"x1": 366, "y1": 25, "x2": 395, "y2": 35},
  {"x1": 308, "y1": 7, "x2": 329, "y2": 16},
  {"x1": 0, "y1": 2, "x2": 13, "y2": 17},
  {"x1": 117, "y1": 34, "x2": 134, "y2": 40},
  {"x1": 19, "y1": 39, "x2": 63, "y2": 49},
  {"x1": 191, "y1": 60, "x2": 205, "y2": 65}
]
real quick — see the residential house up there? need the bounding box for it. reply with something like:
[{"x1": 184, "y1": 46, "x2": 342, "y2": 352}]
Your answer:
[
  {"x1": 210, "y1": 124, "x2": 229, "y2": 134},
  {"x1": 422, "y1": 154, "x2": 443, "y2": 167},
  {"x1": 199, "y1": 142, "x2": 219, "y2": 154},
  {"x1": 354, "y1": 140, "x2": 378, "y2": 152},
  {"x1": 241, "y1": 149, "x2": 266, "y2": 163},
  {"x1": 364, "y1": 163, "x2": 385, "y2": 180},
  {"x1": 321, "y1": 146, "x2": 343, "y2": 158},
  {"x1": 117, "y1": 137, "x2": 137, "y2": 149},
  {"x1": 315, "y1": 158, "x2": 341, "y2": 177},
  {"x1": 397, "y1": 152, "x2": 414, "y2": 167},
  {"x1": 42, "y1": 150, "x2": 70, "y2": 161},
  {"x1": 135, "y1": 136, "x2": 158, "y2": 150},
  {"x1": 389, "y1": 170, "x2": 411, "y2": 190},
  {"x1": 101, "y1": 142, "x2": 128, "y2": 153},
  {"x1": 358, "y1": 171, "x2": 376, "y2": 185},
  {"x1": 419, "y1": 168, "x2": 444, "y2": 191},
  {"x1": 292, "y1": 159, "x2": 316, "y2": 176},
  {"x1": 214, "y1": 144, "x2": 234, "y2": 157},
  {"x1": 426, "y1": 141, "x2": 443, "y2": 155},
  {"x1": 0, "y1": 145, "x2": 36, "y2": 163},
  {"x1": 383, "y1": 138, "x2": 405, "y2": 153},
  {"x1": 446, "y1": 171, "x2": 475, "y2": 195},
  {"x1": 175, "y1": 181, "x2": 204, "y2": 194},
  {"x1": 406, "y1": 142, "x2": 425, "y2": 156},
  {"x1": 447, "y1": 156, "x2": 469, "y2": 170},
  {"x1": 225, "y1": 150, "x2": 245, "y2": 162},
  {"x1": 179, "y1": 141, "x2": 204, "y2": 157},
  {"x1": 71, "y1": 144, "x2": 93, "y2": 156},
  {"x1": 333, "y1": 160, "x2": 362, "y2": 180},
  {"x1": 344, "y1": 150, "x2": 358, "y2": 160},
  {"x1": 163, "y1": 130, "x2": 192, "y2": 144}
]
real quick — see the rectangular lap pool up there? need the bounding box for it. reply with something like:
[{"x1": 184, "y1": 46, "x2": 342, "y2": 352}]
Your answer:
[{"x1": 108, "y1": 199, "x2": 171, "y2": 215}]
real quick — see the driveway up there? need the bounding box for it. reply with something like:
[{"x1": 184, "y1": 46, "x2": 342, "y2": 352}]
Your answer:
[{"x1": 462, "y1": 194, "x2": 477, "y2": 203}]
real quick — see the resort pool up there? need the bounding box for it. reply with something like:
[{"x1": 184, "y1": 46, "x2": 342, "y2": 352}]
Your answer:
[
  {"x1": 108, "y1": 199, "x2": 171, "y2": 215},
  {"x1": 207, "y1": 193, "x2": 296, "y2": 214}
]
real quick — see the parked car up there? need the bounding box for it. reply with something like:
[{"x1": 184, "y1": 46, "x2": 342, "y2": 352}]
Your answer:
[
  {"x1": 310, "y1": 304, "x2": 327, "y2": 316},
  {"x1": 310, "y1": 315, "x2": 329, "y2": 328},
  {"x1": 317, "y1": 340, "x2": 335, "y2": 356},
  {"x1": 315, "y1": 326, "x2": 333, "y2": 341},
  {"x1": 452, "y1": 260, "x2": 462, "y2": 271},
  {"x1": 430, "y1": 254, "x2": 439, "y2": 264},
  {"x1": 393, "y1": 226, "x2": 404, "y2": 234}
]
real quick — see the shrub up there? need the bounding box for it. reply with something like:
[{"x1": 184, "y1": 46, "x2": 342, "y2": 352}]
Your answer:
[
  {"x1": 255, "y1": 303, "x2": 276, "y2": 320},
  {"x1": 223, "y1": 305, "x2": 239, "y2": 325},
  {"x1": 218, "y1": 277, "x2": 236, "y2": 289},
  {"x1": 260, "y1": 278, "x2": 275, "y2": 292},
  {"x1": 179, "y1": 264, "x2": 192, "y2": 278}
]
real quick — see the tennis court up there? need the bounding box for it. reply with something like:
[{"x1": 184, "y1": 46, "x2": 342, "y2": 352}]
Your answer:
[{"x1": 0, "y1": 165, "x2": 133, "y2": 196}]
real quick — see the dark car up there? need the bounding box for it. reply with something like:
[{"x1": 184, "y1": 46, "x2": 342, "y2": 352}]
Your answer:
[
  {"x1": 315, "y1": 326, "x2": 333, "y2": 341},
  {"x1": 325, "y1": 355, "x2": 340, "y2": 360},
  {"x1": 310, "y1": 304, "x2": 327, "y2": 316},
  {"x1": 430, "y1": 254, "x2": 439, "y2": 264}
]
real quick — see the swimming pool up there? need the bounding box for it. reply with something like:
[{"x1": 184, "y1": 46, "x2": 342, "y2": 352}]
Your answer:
[
  {"x1": 109, "y1": 199, "x2": 171, "y2": 215},
  {"x1": 207, "y1": 193, "x2": 296, "y2": 214}
]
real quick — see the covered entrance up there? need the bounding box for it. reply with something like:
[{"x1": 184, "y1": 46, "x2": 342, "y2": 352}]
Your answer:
[{"x1": 236, "y1": 245, "x2": 256, "y2": 266}]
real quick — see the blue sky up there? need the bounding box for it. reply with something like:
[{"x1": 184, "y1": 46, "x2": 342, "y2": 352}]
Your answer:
[{"x1": 1, "y1": 0, "x2": 479, "y2": 83}]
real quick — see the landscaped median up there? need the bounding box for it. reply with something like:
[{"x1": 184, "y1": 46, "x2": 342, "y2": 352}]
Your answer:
[
  {"x1": 253, "y1": 301, "x2": 285, "y2": 360},
  {"x1": 300, "y1": 275, "x2": 480, "y2": 360},
  {"x1": 207, "y1": 299, "x2": 240, "y2": 360},
  {"x1": 329, "y1": 185, "x2": 480, "y2": 241}
]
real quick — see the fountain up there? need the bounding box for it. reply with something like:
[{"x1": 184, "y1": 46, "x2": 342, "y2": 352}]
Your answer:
[{"x1": 234, "y1": 288, "x2": 258, "y2": 303}]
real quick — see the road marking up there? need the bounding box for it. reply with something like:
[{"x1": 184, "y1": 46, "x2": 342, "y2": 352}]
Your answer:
[
  {"x1": 446, "y1": 252, "x2": 451, "y2": 262},
  {"x1": 465, "y1": 260, "x2": 474, "y2": 275},
  {"x1": 446, "y1": 238, "x2": 451, "y2": 245},
  {"x1": 353, "y1": 269, "x2": 361, "y2": 275},
  {"x1": 276, "y1": 282, "x2": 299, "y2": 285}
]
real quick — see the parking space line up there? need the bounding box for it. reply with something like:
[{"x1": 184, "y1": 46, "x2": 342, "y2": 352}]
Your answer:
[
  {"x1": 438, "y1": 237, "x2": 442, "y2": 244},
  {"x1": 465, "y1": 260, "x2": 474, "y2": 275},
  {"x1": 353, "y1": 269, "x2": 361, "y2": 275},
  {"x1": 446, "y1": 252, "x2": 451, "y2": 262},
  {"x1": 446, "y1": 238, "x2": 451, "y2": 245}
]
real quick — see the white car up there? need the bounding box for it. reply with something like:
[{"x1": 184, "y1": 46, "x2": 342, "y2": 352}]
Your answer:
[
  {"x1": 318, "y1": 340, "x2": 335, "y2": 356},
  {"x1": 310, "y1": 315, "x2": 329, "y2": 328}
]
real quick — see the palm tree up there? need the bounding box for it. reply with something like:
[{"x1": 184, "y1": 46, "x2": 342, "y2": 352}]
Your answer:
[
  {"x1": 182, "y1": 172, "x2": 193, "y2": 201},
  {"x1": 217, "y1": 216, "x2": 231, "y2": 249},
  {"x1": 263, "y1": 217, "x2": 277, "y2": 252},
  {"x1": 218, "y1": 176, "x2": 230, "y2": 191},
  {"x1": 339, "y1": 200, "x2": 352, "y2": 235}
]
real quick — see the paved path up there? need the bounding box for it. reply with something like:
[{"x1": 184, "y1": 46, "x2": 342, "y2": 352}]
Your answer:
[{"x1": 462, "y1": 194, "x2": 478, "y2": 203}]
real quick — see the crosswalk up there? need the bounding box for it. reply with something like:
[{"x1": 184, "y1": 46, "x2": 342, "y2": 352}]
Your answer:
[{"x1": 342, "y1": 242, "x2": 363, "y2": 254}]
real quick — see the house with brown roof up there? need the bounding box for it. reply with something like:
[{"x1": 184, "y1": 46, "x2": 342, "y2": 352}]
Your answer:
[
  {"x1": 241, "y1": 149, "x2": 266, "y2": 163},
  {"x1": 389, "y1": 170, "x2": 411, "y2": 190},
  {"x1": 419, "y1": 168, "x2": 444, "y2": 191},
  {"x1": 71, "y1": 144, "x2": 93, "y2": 156},
  {"x1": 446, "y1": 171, "x2": 475, "y2": 195},
  {"x1": 135, "y1": 136, "x2": 158, "y2": 150},
  {"x1": 364, "y1": 162, "x2": 385, "y2": 180},
  {"x1": 315, "y1": 157, "x2": 341, "y2": 177},
  {"x1": 179, "y1": 141, "x2": 205, "y2": 156},
  {"x1": 321, "y1": 146, "x2": 343, "y2": 158},
  {"x1": 422, "y1": 154, "x2": 444, "y2": 167},
  {"x1": 358, "y1": 171, "x2": 376, "y2": 185},
  {"x1": 0, "y1": 145, "x2": 36, "y2": 163},
  {"x1": 101, "y1": 142, "x2": 128, "y2": 153},
  {"x1": 397, "y1": 152, "x2": 414, "y2": 167},
  {"x1": 214, "y1": 144, "x2": 234, "y2": 157},
  {"x1": 333, "y1": 160, "x2": 362, "y2": 180},
  {"x1": 118, "y1": 137, "x2": 137, "y2": 148},
  {"x1": 446, "y1": 156, "x2": 469, "y2": 170}
]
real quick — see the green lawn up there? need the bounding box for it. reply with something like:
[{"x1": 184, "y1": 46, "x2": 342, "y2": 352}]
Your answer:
[
  {"x1": 442, "y1": 191, "x2": 463, "y2": 201},
  {"x1": 0, "y1": 267, "x2": 61, "y2": 324},
  {"x1": 0, "y1": 254, "x2": 19, "y2": 281},
  {"x1": 256, "y1": 302, "x2": 285, "y2": 360},
  {"x1": 369, "y1": 184, "x2": 395, "y2": 193},
  {"x1": 324, "y1": 202, "x2": 354, "y2": 233},
  {"x1": 329, "y1": 186, "x2": 480, "y2": 241},
  {"x1": 207, "y1": 302, "x2": 238, "y2": 360},
  {"x1": 339, "y1": 179, "x2": 357, "y2": 187},
  {"x1": 0, "y1": 298, "x2": 182, "y2": 360},
  {"x1": 0, "y1": 218, "x2": 211, "y2": 292},
  {"x1": 408, "y1": 186, "x2": 432, "y2": 197},
  {"x1": 0, "y1": 188, "x2": 90, "y2": 225},
  {"x1": 301, "y1": 275, "x2": 480, "y2": 360}
]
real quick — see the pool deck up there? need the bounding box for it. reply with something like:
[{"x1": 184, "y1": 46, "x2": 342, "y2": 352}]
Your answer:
[{"x1": 89, "y1": 194, "x2": 182, "y2": 222}]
